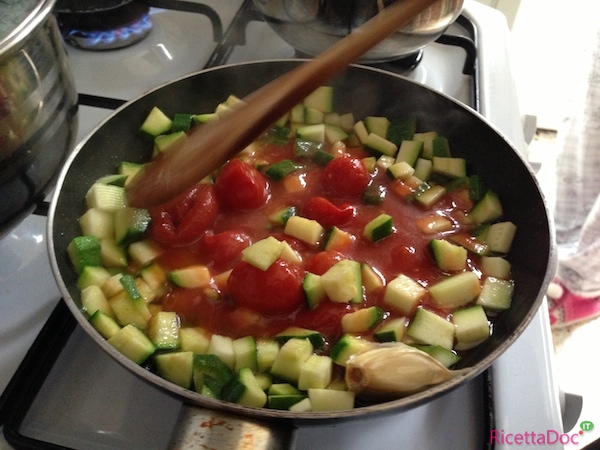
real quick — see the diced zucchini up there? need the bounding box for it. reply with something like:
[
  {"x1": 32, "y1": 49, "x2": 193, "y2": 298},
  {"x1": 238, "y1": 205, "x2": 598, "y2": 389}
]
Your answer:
[
  {"x1": 406, "y1": 307, "x2": 455, "y2": 350},
  {"x1": 275, "y1": 326, "x2": 325, "y2": 349},
  {"x1": 179, "y1": 327, "x2": 210, "y2": 354},
  {"x1": 119, "y1": 274, "x2": 142, "y2": 301},
  {"x1": 139, "y1": 106, "x2": 173, "y2": 139},
  {"x1": 265, "y1": 159, "x2": 301, "y2": 181},
  {"x1": 320, "y1": 259, "x2": 363, "y2": 304},
  {"x1": 413, "y1": 157, "x2": 433, "y2": 181},
  {"x1": 428, "y1": 271, "x2": 482, "y2": 309},
  {"x1": 192, "y1": 112, "x2": 218, "y2": 125},
  {"x1": 353, "y1": 120, "x2": 369, "y2": 143},
  {"x1": 102, "y1": 272, "x2": 124, "y2": 298},
  {"x1": 469, "y1": 190, "x2": 503, "y2": 224},
  {"x1": 268, "y1": 394, "x2": 308, "y2": 410},
  {"x1": 303, "y1": 86, "x2": 333, "y2": 113},
  {"x1": 256, "y1": 338, "x2": 280, "y2": 373},
  {"x1": 170, "y1": 113, "x2": 193, "y2": 132},
  {"x1": 107, "y1": 324, "x2": 156, "y2": 364},
  {"x1": 432, "y1": 156, "x2": 466, "y2": 179},
  {"x1": 284, "y1": 216, "x2": 324, "y2": 246},
  {"x1": 413, "y1": 131, "x2": 439, "y2": 159},
  {"x1": 85, "y1": 183, "x2": 127, "y2": 212},
  {"x1": 324, "y1": 124, "x2": 349, "y2": 143},
  {"x1": 77, "y1": 265, "x2": 111, "y2": 290},
  {"x1": 169, "y1": 265, "x2": 211, "y2": 288},
  {"x1": 448, "y1": 233, "x2": 490, "y2": 256},
  {"x1": 128, "y1": 239, "x2": 163, "y2": 267},
  {"x1": 280, "y1": 241, "x2": 302, "y2": 265},
  {"x1": 386, "y1": 117, "x2": 417, "y2": 144},
  {"x1": 453, "y1": 305, "x2": 490, "y2": 350},
  {"x1": 303, "y1": 272, "x2": 327, "y2": 309},
  {"x1": 118, "y1": 161, "x2": 142, "y2": 180},
  {"x1": 383, "y1": 274, "x2": 427, "y2": 315},
  {"x1": 484, "y1": 221, "x2": 517, "y2": 254},
  {"x1": 362, "y1": 133, "x2": 398, "y2": 157},
  {"x1": 208, "y1": 334, "x2": 235, "y2": 369},
  {"x1": 241, "y1": 236, "x2": 284, "y2": 271},
  {"x1": 154, "y1": 131, "x2": 188, "y2": 154},
  {"x1": 108, "y1": 289, "x2": 152, "y2": 330},
  {"x1": 329, "y1": 334, "x2": 374, "y2": 367},
  {"x1": 324, "y1": 226, "x2": 354, "y2": 251},
  {"x1": 296, "y1": 123, "x2": 325, "y2": 143},
  {"x1": 155, "y1": 351, "x2": 194, "y2": 388},
  {"x1": 364, "y1": 213, "x2": 394, "y2": 242},
  {"x1": 96, "y1": 173, "x2": 129, "y2": 187},
  {"x1": 268, "y1": 205, "x2": 296, "y2": 226},
  {"x1": 79, "y1": 208, "x2": 114, "y2": 239},
  {"x1": 308, "y1": 388, "x2": 355, "y2": 411},
  {"x1": 480, "y1": 256, "x2": 511, "y2": 279},
  {"x1": 363, "y1": 183, "x2": 386, "y2": 205},
  {"x1": 412, "y1": 183, "x2": 446, "y2": 208},
  {"x1": 114, "y1": 207, "x2": 151, "y2": 246},
  {"x1": 254, "y1": 372, "x2": 273, "y2": 392},
  {"x1": 148, "y1": 311, "x2": 180, "y2": 350},
  {"x1": 270, "y1": 338, "x2": 313, "y2": 384},
  {"x1": 81, "y1": 283, "x2": 113, "y2": 318},
  {"x1": 304, "y1": 107, "x2": 324, "y2": 124},
  {"x1": 430, "y1": 239, "x2": 467, "y2": 272},
  {"x1": 475, "y1": 276, "x2": 514, "y2": 311},
  {"x1": 298, "y1": 354, "x2": 333, "y2": 390},
  {"x1": 361, "y1": 263, "x2": 385, "y2": 293},
  {"x1": 268, "y1": 383, "x2": 302, "y2": 396},
  {"x1": 192, "y1": 353, "x2": 234, "y2": 397},
  {"x1": 233, "y1": 335, "x2": 258, "y2": 371},
  {"x1": 387, "y1": 161, "x2": 415, "y2": 181},
  {"x1": 67, "y1": 235, "x2": 102, "y2": 273},
  {"x1": 373, "y1": 317, "x2": 407, "y2": 342},
  {"x1": 364, "y1": 116, "x2": 390, "y2": 138},
  {"x1": 88, "y1": 310, "x2": 121, "y2": 339},
  {"x1": 289, "y1": 103, "x2": 305, "y2": 123},
  {"x1": 341, "y1": 306, "x2": 384, "y2": 333},
  {"x1": 414, "y1": 345, "x2": 461, "y2": 368},
  {"x1": 395, "y1": 140, "x2": 423, "y2": 167},
  {"x1": 221, "y1": 367, "x2": 268, "y2": 408},
  {"x1": 99, "y1": 238, "x2": 127, "y2": 268},
  {"x1": 431, "y1": 136, "x2": 451, "y2": 157},
  {"x1": 415, "y1": 214, "x2": 453, "y2": 234}
]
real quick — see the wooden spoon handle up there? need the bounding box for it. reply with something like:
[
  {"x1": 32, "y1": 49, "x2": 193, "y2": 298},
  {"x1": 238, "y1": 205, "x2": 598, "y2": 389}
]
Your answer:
[{"x1": 127, "y1": 0, "x2": 441, "y2": 207}]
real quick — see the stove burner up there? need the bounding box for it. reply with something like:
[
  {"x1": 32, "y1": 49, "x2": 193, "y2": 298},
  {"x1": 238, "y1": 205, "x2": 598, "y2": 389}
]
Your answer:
[{"x1": 57, "y1": 3, "x2": 152, "y2": 50}]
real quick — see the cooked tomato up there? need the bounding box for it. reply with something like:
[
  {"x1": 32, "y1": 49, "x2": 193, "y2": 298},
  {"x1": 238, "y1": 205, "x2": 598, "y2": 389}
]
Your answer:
[
  {"x1": 321, "y1": 156, "x2": 370, "y2": 198},
  {"x1": 305, "y1": 250, "x2": 347, "y2": 275},
  {"x1": 214, "y1": 159, "x2": 270, "y2": 211},
  {"x1": 228, "y1": 259, "x2": 305, "y2": 316},
  {"x1": 149, "y1": 183, "x2": 218, "y2": 246},
  {"x1": 303, "y1": 196, "x2": 355, "y2": 229},
  {"x1": 200, "y1": 230, "x2": 251, "y2": 269}
]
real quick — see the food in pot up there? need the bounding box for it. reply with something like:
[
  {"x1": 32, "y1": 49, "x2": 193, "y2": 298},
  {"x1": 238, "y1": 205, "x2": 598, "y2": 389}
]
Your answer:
[{"x1": 66, "y1": 87, "x2": 516, "y2": 411}]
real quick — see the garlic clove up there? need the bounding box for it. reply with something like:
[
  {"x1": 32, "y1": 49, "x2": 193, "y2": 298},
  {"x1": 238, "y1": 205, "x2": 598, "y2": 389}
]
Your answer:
[{"x1": 345, "y1": 342, "x2": 469, "y2": 398}]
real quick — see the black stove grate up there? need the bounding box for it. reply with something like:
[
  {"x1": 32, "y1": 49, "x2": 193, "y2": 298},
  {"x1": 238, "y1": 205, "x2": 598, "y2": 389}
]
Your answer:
[{"x1": 6, "y1": 1, "x2": 492, "y2": 448}]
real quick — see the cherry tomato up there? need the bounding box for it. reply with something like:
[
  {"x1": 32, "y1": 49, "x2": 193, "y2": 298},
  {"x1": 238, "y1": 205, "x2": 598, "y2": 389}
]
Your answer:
[
  {"x1": 321, "y1": 156, "x2": 370, "y2": 198},
  {"x1": 228, "y1": 259, "x2": 306, "y2": 316},
  {"x1": 305, "y1": 250, "x2": 346, "y2": 275},
  {"x1": 215, "y1": 159, "x2": 270, "y2": 211},
  {"x1": 303, "y1": 196, "x2": 355, "y2": 229},
  {"x1": 149, "y1": 183, "x2": 218, "y2": 246},
  {"x1": 200, "y1": 230, "x2": 251, "y2": 268}
]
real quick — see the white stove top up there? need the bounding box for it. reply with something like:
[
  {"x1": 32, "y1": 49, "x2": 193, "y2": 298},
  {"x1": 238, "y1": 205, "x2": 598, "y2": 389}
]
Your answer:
[{"x1": 0, "y1": 1, "x2": 564, "y2": 448}]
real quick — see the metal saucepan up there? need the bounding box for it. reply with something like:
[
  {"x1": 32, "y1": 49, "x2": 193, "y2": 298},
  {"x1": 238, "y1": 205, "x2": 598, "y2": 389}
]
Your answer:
[
  {"x1": 48, "y1": 60, "x2": 556, "y2": 428},
  {"x1": 0, "y1": 0, "x2": 78, "y2": 237}
]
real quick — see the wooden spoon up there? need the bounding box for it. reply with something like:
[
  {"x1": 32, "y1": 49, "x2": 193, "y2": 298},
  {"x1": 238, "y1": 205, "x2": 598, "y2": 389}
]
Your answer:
[{"x1": 126, "y1": 0, "x2": 442, "y2": 207}]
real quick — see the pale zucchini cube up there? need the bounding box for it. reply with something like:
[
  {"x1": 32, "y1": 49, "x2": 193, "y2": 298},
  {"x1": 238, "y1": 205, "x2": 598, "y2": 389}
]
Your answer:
[
  {"x1": 148, "y1": 311, "x2": 181, "y2": 350},
  {"x1": 79, "y1": 208, "x2": 114, "y2": 239},
  {"x1": 308, "y1": 388, "x2": 355, "y2": 412},
  {"x1": 208, "y1": 334, "x2": 235, "y2": 369},
  {"x1": 270, "y1": 338, "x2": 313, "y2": 384},
  {"x1": 298, "y1": 354, "x2": 333, "y2": 391},
  {"x1": 406, "y1": 308, "x2": 455, "y2": 350},
  {"x1": 303, "y1": 85, "x2": 333, "y2": 113},
  {"x1": 85, "y1": 183, "x2": 127, "y2": 212},
  {"x1": 179, "y1": 327, "x2": 211, "y2": 354},
  {"x1": 284, "y1": 215, "x2": 324, "y2": 246},
  {"x1": 107, "y1": 324, "x2": 155, "y2": 364},
  {"x1": 81, "y1": 284, "x2": 114, "y2": 319},
  {"x1": 485, "y1": 221, "x2": 517, "y2": 254},
  {"x1": 256, "y1": 338, "x2": 280, "y2": 373},
  {"x1": 155, "y1": 351, "x2": 194, "y2": 388},
  {"x1": 128, "y1": 239, "x2": 163, "y2": 267},
  {"x1": 169, "y1": 265, "x2": 211, "y2": 288},
  {"x1": 428, "y1": 271, "x2": 482, "y2": 309},
  {"x1": 480, "y1": 256, "x2": 511, "y2": 279},
  {"x1": 475, "y1": 276, "x2": 514, "y2": 312},
  {"x1": 320, "y1": 259, "x2": 363, "y2": 304},
  {"x1": 383, "y1": 274, "x2": 427, "y2": 315},
  {"x1": 100, "y1": 238, "x2": 128, "y2": 268},
  {"x1": 453, "y1": 306, "x2": 490, "y2": 349},
  {"x1": 77, "y1": 265, "x2": 111, "y2": 290},
  {"x1": 241, "y1": 236, "x2": 284, "y2": 271},
  {"x1": 341, "y1": 306, "x2": 384, "y2": 333},
  {"x1": 361, "y1": 263, "x2": 385, "y2": 292},
  {"x1": 233, "y1": 335, "x2": 258, "y2": 372}
]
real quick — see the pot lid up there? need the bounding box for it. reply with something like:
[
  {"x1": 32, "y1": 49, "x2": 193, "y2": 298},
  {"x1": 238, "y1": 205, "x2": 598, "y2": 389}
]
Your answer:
[{"x1": 0, "y1": 0, "x2": 54, "y2": 56}]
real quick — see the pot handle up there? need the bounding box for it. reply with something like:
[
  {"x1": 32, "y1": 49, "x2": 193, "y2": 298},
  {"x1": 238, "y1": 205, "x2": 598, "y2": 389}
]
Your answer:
[{"x1": 168, "y1": 404, "x2": 297, "y2": 449}]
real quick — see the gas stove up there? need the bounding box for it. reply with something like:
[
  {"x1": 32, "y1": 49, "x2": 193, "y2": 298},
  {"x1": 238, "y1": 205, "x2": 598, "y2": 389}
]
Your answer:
[{"x1": 0, "y1": 1, "x2": 564, "y2": 448}]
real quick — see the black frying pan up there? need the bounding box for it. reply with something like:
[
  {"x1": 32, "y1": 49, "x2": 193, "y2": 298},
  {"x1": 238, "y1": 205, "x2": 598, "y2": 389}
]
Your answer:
[{"x1": 47, "y1": 60, "x2": 556, "y2": 426}]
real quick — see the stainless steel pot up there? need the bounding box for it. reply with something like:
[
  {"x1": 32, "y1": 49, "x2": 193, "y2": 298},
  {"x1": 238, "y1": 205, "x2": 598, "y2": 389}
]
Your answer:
[
  {"x1": 48, "y1": 60, "x2": 556, "y2": 433},
  {"x1": 253, "y1": 0, "x2": 464, "y2": 62},
  {"x1": 0, "y1": 0, "x2": 78, "y2": 237}
]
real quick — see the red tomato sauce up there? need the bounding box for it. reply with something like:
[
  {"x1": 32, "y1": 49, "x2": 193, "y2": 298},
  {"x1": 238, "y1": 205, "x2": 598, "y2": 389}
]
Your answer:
[{"x1": 151, "y1": 139, "x2": 478, "y2": 349}]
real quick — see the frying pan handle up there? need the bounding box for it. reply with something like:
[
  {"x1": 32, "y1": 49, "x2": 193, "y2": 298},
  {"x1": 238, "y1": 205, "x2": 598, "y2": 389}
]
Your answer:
[{"x1": 169, "y1": 404, "x2": 297, "y2": 449}]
